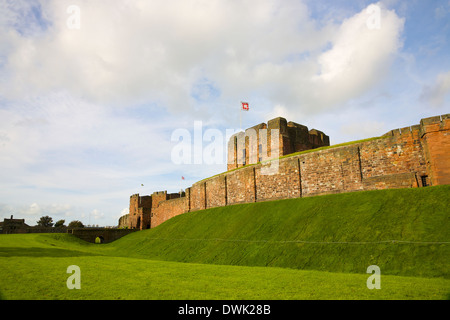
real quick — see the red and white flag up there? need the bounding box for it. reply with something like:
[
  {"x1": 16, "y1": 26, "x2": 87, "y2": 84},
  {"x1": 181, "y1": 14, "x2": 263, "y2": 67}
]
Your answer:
[{"x1": 241, "y1": 101, "x2": 249, "y2": 111}]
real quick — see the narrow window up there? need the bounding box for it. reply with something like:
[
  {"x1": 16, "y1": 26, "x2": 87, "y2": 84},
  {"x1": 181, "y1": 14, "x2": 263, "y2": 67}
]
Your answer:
[{"x1": 421, "y1": 175, "x2": 428, "y2": 187}]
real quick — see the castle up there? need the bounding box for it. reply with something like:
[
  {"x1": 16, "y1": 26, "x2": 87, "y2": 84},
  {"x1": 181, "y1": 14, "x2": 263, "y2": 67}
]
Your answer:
[{"x1": 118, "y1": 114, "x2": 450, "y2": 230}]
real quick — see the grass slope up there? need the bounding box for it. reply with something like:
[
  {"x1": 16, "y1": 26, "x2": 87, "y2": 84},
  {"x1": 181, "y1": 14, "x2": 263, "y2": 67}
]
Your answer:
[
  {"x1": 108, "y1": 185, "x2": 450, "y2": 278},
  {"x1": 0, "y1": 185, "x2": 449, "y2": 300}
]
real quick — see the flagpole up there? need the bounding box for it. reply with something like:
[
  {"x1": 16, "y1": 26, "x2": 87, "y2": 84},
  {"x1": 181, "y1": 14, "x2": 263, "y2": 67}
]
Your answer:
[{"x1": 240, "y1": 105, "x2": 242, "y2": 130}]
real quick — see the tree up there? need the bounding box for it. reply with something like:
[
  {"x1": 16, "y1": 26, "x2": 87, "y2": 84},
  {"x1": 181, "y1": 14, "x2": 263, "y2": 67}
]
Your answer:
[
  {"x1": 68, "y1": 220, "x2": 84, "y2": 229},
  {"x1": 37, "y1": 216, "x2": 54, "y2": 227},
  {"x1": 54, "y1": 219, "x2": 66, "y2": 228}
]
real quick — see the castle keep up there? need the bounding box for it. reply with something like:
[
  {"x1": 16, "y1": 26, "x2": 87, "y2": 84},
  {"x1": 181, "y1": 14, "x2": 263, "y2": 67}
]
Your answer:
[
  {"x1": 227, "y1": 117, "x2": 329, "y2": 170},
  {"x1": 119, "y1": 114, "x2": 450, "y2": 230}
]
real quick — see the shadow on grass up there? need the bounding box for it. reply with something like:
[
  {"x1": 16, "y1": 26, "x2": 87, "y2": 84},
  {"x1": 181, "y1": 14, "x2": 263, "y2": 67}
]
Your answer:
[{"x1": 0, "y1": 247, "x2": 100, "y2": 258}]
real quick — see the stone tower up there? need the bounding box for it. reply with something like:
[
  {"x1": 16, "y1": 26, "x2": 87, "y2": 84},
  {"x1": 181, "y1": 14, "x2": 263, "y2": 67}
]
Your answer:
[{"x1": 227, "y1": 117, "x2": 330, "y2": 170}]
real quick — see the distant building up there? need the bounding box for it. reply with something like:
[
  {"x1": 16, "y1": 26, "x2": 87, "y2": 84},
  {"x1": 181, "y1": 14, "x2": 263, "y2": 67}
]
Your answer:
[
  {"x1": 0, "y1": 215, "x2": 70, "y2": 234},
  {"x1": 0, "y1": 215, "x2": 30, "y2": 234}
]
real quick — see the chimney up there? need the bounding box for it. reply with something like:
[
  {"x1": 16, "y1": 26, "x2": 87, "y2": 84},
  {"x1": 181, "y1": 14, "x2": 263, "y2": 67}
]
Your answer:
[{"x1": 10, "y1": 214, "x2": 13, "y2": 219}]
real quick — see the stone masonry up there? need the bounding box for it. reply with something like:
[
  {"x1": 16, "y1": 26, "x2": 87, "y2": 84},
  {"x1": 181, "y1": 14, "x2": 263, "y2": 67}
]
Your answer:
[{"x1": 118, "y1": 114, "x2": 450, "y2": 230}]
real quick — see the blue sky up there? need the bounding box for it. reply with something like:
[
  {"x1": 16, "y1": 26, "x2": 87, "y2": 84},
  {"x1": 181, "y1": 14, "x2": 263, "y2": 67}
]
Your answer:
[{"x1": 0, "y1": 0, "x2": 449, "y2": 226}]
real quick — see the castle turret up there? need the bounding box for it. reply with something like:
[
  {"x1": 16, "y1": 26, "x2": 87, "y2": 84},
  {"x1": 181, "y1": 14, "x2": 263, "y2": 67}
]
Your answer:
[
  {"x1": 419, "y1": 114, "x2": 450, "y2": 186},
  {"x1": 128, "y1": 194, "x2": 152, "y2": 230}
]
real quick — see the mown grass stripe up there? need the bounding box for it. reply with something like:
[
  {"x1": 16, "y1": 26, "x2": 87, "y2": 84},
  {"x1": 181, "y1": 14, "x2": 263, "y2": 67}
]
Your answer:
[{"x1": 142, "y1": 237, "x2": 450, "y2": 245}]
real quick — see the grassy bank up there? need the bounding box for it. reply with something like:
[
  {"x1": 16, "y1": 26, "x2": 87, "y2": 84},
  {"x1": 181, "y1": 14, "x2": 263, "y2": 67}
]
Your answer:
[
  {"x1": 107, "y1": 185, "x2": 450, "y2": 278},
  {"x1": 0, "y1": 185, "x2": 449, "y2": 299}
]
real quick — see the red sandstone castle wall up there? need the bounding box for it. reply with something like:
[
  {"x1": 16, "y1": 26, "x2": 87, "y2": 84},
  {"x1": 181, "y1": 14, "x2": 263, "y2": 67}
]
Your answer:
[
  {"x1": 120, "y1": 114, "x2": 449, "y2": 229},
  {"x1": 361, "y1": 127, "x2": 427, "y2": 189},
  {"x1": 420, "y1": 115, "x2": 450, "y2": 185},
  {"x1": 151, "y1": 191, "x2": 168, "y2": 209},
  {"x1": 190, "y1": 182, "x2": 206, "y2": 212},
  {"x1": 227, "y1": 166, "x2": 256, "y2": 205},
  {"x1": 190, "y1": 114, "x2": 446, "y2": 209},
  {"x1": 298, "y1": 145, "x2": 363, "y2": 196},
  {"x1": 206, "y1": 175, "x2": 227, "y2": 208},
  {"x1": 255, "y1": 158, "x2": 301, "y2": 201},
  {"x1": 151, "y1": 197, "x2": 188, "y2": 228}
]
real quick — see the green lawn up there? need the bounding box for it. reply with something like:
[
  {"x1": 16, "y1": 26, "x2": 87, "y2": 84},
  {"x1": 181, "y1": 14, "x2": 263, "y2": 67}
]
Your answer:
[
  {"x1": 0, "y1": 186, "x2": 449, "y2": 300},
  {"x1": 1, "y1": 254, "x2": 449, "y2": 300}
]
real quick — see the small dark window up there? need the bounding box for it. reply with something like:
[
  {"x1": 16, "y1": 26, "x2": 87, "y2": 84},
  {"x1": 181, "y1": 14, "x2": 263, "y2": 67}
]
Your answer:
[
  {"x1": 258, "y1": 144, "x2": 263, "y2": 162},
  {"x1": 421, "y1": 175, "x2": 428, "y2": 187},
  {"x1": 242, "y1": 149, "x2": 246, "y2": 165}
]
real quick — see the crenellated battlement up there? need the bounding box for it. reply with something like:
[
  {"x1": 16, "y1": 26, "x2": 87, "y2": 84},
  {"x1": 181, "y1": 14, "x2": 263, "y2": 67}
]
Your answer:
[
  {"x1": 420, "y1": 114, "x2": 449, "y2": 125},
  {"x1": 383, "y1": 125, "x2": 421, "y2": 139},
  {"x1": 420, "y1": 114, "x2": 450, "y2": 137},
  {"x1": 382, "y1": 113, "x2": 450, "y2": 139}
]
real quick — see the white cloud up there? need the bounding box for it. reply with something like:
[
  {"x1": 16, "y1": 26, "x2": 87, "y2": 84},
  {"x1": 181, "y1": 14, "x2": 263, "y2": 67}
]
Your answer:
[
  {"x1": 420, "y1": 70, "x2": 450, "y2": 108},
  {"x1": 0, "y1": 1, "x2": 404, "y2": 118},
  {"x1": 307, "y1": 2, "x2": 404, "y2": 109},
  {"x1": 90, "y1": 209, "x2": 104, "y2": 220},
  {"x1": 340, "y1": 120, "x2": 386, "y2": 138},
  {"x1": 0, "y1": 91, "x2": 172, "y2": 172}
]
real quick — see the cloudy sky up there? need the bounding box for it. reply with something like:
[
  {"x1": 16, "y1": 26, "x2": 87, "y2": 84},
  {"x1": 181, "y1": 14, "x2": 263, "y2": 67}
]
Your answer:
[{"x1": 0, "y1": 0, "x2": 449, "y2": 226}]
